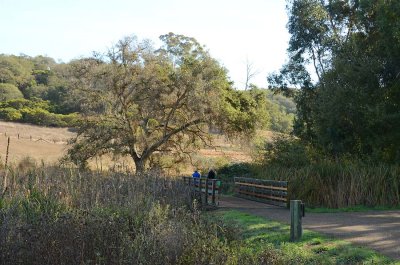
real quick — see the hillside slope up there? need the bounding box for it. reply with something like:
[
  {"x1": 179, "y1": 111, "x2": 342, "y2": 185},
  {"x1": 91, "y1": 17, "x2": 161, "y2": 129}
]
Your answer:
[{"x1": 0, "y1": 121, "x2": 74, "y2": 164}]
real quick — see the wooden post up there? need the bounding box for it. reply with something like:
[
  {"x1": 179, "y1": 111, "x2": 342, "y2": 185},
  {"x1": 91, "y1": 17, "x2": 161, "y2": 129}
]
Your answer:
[
  {"x1": 3, "y1": 137, "x2": 10, "y2": 194},
  {"x1": 211, "y1": 180, "x2": 216, "y2": 205},
  {"x1": 5, "y1": 137, "x2": 10, "y2": 167},
  {"x1": 290, "y1": 200, "x2": 303, "y2": 241},
  {"x1": 204, "y1": 179, "x2": 208, "y2": 205}
]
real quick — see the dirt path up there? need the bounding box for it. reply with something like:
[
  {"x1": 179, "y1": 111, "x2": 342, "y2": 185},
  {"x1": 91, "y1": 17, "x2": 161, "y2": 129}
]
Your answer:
[{"x1": 220, "y1": 196, "x2": 400, "y2": 260}]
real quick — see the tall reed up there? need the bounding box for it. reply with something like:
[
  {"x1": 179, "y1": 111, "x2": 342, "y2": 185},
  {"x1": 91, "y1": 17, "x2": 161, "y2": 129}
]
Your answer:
[
  {"x1": 0, "y1": 165, "x2": 232, "y2": 265},
  {"x1": 256, "y1": 161, "x2": 400, "y2": 208}
]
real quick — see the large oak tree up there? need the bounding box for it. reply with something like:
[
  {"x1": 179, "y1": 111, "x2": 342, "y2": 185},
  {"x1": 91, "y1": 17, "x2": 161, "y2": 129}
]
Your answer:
[{"x1": 68, "y1": 33, "x2": 258, "y2": 172}]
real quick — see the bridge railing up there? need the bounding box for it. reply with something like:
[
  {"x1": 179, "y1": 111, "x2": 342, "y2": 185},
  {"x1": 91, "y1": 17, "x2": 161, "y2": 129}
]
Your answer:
[
  {"x1": 182, "y1": 177, "x2": 221, "y2": 206},
  {"x1": 234, "y1": 177, "x2": 288, "y2": 207}
]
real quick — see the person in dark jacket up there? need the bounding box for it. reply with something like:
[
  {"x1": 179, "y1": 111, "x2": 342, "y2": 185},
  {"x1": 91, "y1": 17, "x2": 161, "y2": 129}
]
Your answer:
[{"x1": 207, "y1": 169, "x2": 216, "y2": 179}]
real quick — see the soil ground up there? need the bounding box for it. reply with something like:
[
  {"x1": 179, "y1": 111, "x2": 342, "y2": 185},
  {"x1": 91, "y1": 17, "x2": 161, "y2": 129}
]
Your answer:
[{"x1": 220, "y1": 196, "x2": 400, "y2": 260}]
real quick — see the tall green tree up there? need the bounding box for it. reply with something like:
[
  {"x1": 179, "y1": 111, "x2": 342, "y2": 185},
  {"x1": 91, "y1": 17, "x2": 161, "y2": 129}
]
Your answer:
[{"x1": 270, "y1": 0, "x2": 400, "y2": 161}]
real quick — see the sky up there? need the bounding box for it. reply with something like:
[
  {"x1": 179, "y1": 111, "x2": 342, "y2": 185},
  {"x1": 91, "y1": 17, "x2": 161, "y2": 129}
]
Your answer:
[{"x1": 0, "y1": 0, "x2": 290, "y2": 89}]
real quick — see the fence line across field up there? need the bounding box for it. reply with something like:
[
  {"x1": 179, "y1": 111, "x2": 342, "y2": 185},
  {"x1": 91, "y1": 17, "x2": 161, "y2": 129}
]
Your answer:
[{"x1": 0, "y1": 132, "x2": 69, "y2": 143}]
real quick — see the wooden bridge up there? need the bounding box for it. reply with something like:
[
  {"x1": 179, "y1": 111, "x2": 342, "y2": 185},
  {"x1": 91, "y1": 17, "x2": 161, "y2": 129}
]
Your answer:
[
  {"x1": 183, "y1": 176, "x2": 288, "y2": 208},
  {"x1": 182, "y1": 177, "x2": 221, "y2": 206}
]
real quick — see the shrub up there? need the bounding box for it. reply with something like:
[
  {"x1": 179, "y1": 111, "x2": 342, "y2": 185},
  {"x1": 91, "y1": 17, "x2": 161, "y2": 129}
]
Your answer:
[
  {"x1": 21, "y1": 107, "x2": 57, "y2": 126},
  {"x1": 262, "y1": 136, "x2": 319, "y2": 168},
  {"x1": 60, "y1": 112, "x2": 79, "y2": 126},
  {"x1": 218, "y1": 162, "x2": 253, "y2": 179},
  {"x1": 1, "y1": 97, "x2": 52, "y2": 111},
  {"x1": 254, "y1": 136, "x2": 400, "y2": 208},
  {"x1": 23, "y1": 84, "x2": 49, "y2": 99},
  {"x1": 19, "y1": 107, "x2": 78, "y2": 127},
  {"x1": 0, "y1": 98, "x2": 79, "y2": 127},
  {"x1": 0, "y1": 83, "x2": 23, "y2": 101},
  {"x1": 0, "y1": 107, "x2": 22, "y2": 121}
]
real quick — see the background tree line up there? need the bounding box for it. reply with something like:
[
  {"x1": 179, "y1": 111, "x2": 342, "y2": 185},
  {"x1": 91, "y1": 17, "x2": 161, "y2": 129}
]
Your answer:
[
  {"x1": 0, "y1": 51, "x2": 294, "y2": 131},
  {"x1": 0, "y1": 54, "x2": 81, "y2": 126}
]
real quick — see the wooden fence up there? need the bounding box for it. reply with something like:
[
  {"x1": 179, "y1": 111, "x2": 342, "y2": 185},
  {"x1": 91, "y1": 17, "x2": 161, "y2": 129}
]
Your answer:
[
  {"x1": 182, "y1": 177, "x2": 221, "y2": 206},
  {"x1": 234, "y1": 177, "x2": 288, "y2": 207}
]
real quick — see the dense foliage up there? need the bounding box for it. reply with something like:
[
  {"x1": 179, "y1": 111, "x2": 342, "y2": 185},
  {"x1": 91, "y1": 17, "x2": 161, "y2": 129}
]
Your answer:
[
  {"x1": 241, "y1": 87, "x2": 295, "y2": 133},
  {"x1": 0, "y1": 54, "x2": 81, "y2": 127},
  {"x1": 269, "y1": 0, "x2": 400, "y2": 163},
  {"x1": 0, "y1": 98, "x2": 78, "y2": 126}
]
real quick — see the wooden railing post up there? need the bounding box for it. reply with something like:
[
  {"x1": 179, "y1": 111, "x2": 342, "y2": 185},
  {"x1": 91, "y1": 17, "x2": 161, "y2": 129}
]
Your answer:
[
  {"x1": 211, "y1": 180, "x2": 216, "y2": 205},
  {"x1": 182, "y1": 176, "x2": 220, "y2": 207},
  {"x1": 290, "y1": 200, "x2": 304, "y2": 241},
  {"x1": 204, "y1": 179, "x2": 208, "y2": 205}
]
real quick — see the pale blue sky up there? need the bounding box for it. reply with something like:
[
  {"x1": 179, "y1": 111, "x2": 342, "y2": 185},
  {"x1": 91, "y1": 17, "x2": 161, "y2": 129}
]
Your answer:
[{"x1": 0, "y1": 0, "x2": 289, "y2": 88}]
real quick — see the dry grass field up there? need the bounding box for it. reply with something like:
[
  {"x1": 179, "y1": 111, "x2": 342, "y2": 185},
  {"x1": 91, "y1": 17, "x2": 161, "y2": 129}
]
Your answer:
[
  {"x1": 0, "y1": 121, "x2": 258, "y2": 171},
  {"x1": 0, "y1": 121, "x2": 73, "y2": 164}
]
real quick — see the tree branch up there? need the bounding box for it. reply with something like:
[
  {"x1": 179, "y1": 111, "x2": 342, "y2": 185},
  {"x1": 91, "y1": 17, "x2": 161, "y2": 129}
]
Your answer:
[{"x1": 142, "y1": 118, "x2": 204, "y2": 160}]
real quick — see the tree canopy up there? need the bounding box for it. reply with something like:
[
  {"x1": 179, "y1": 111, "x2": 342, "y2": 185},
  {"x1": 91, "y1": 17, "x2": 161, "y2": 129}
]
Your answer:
[
  {"x1": 67, "y1": 33, "x2": 266, "y2": 172},
  {"x1": 270, "y1": 0, "x2": 400, "y2": 162}
]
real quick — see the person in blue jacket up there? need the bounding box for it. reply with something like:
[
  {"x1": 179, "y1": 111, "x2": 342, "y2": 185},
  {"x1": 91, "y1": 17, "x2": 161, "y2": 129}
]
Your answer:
[{"x1": 192, "y1": 170, "x2": 201, "y2": 178}]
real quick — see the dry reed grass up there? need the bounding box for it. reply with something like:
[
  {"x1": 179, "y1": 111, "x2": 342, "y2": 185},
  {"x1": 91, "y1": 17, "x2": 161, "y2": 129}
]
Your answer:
[
  {"x1": 259, "y1": 161, "x2": 400, "y2": 208},
  {"x1": 0, "y1": 165, "x2": 233, "y2": 264}
]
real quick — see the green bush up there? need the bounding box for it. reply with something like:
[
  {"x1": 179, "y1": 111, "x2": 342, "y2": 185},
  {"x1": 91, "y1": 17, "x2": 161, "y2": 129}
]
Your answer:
[
  {"x1": 250, "y1": 137, "x2": 400, "y2": 208},
  {"x1": 263, "y1": 136, "x2": 319, "y2": 168},
  {"x1": 0, "y1": 107, "x2": 22, "y2": 121},
  {"x1": 0, "y1": 83, "x2": 24, "y2": 101},
  {"x1": 218, "y1": 162, "x2": 253, "y2": 179},
  {"x1": 20, "y1": 107, "x2": 63, "y2": 126},
  {"x1": 0, "y1": 98, "x2": 78, "y2": 127},
  {"x1": 0, "y1": 98, "x2": 52, "y2": 111},
  {"x1": 23, "y1": 84, "x2": 49, "y2": 99},
  {"x1": 60, "y1": 112, "x2": 79, "y2": 126},
  {"x1": 270, "y1": 112, "x2": 295, "y2": 133}
]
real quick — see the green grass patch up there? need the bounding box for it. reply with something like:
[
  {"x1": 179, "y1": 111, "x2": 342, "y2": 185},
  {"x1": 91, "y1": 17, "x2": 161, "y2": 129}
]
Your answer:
[
  {"x1": 307, "y1": 205, "x2": 400, "y2": 213},
  {"x1": 212, "y1": 210, "x2": 399, "y2": 265}
]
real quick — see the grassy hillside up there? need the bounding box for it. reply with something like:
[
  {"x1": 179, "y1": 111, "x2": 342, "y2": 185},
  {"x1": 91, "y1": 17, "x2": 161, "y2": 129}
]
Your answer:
[{"x1": 0, "y1": 121, "x2": 73, "y2": 164}]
